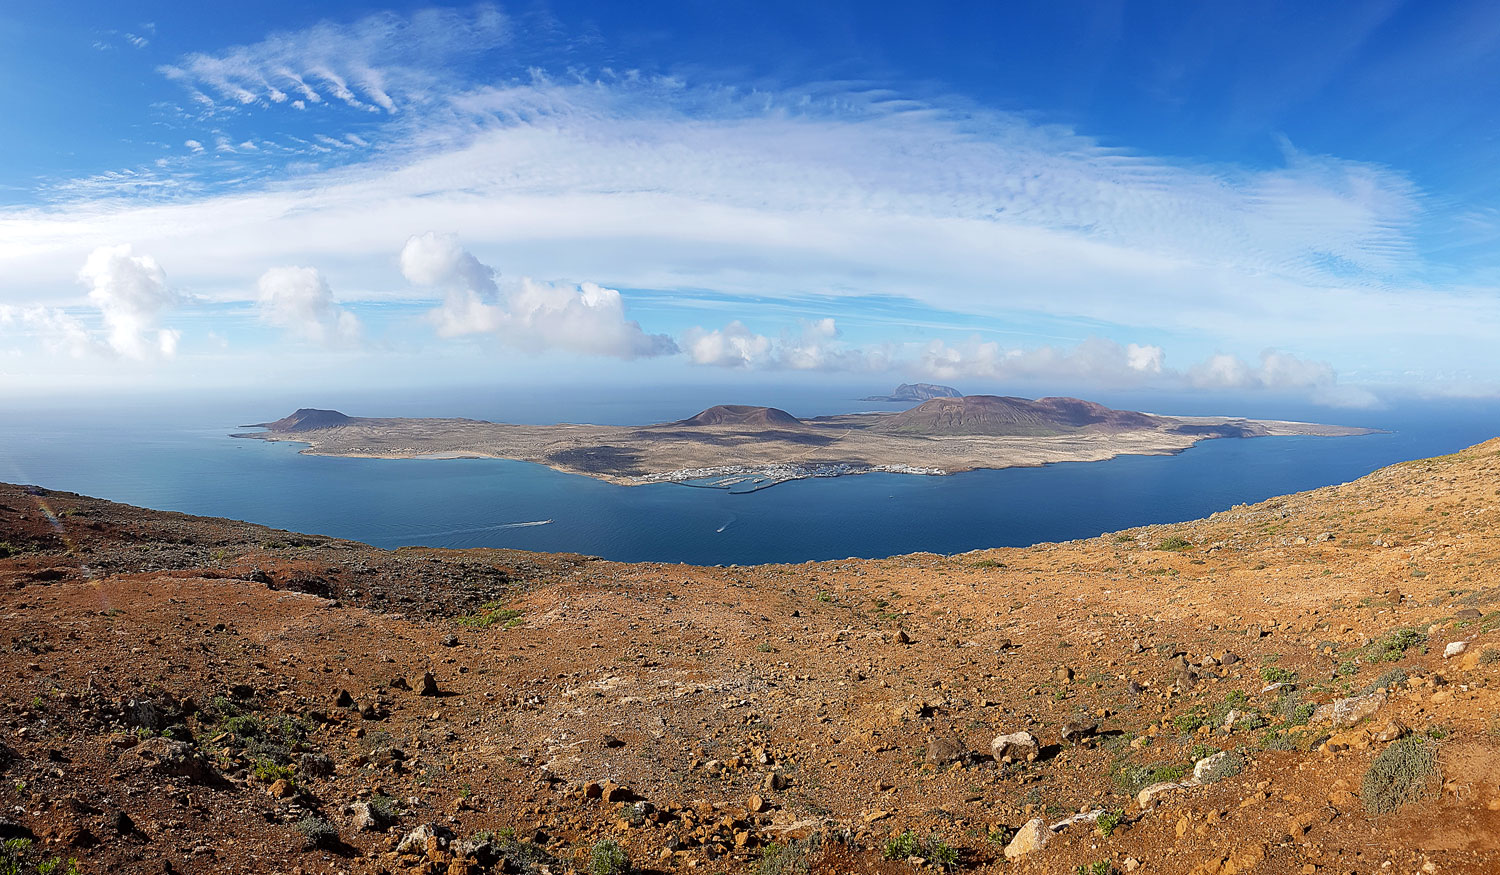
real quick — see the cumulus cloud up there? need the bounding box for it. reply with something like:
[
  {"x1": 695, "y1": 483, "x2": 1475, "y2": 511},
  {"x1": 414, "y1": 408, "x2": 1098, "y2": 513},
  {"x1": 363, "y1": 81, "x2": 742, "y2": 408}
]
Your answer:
[
  {"x1": 919, "y1": 336, "x2": 1168, "y2": 385},
  {"x1": 255, "y1": 266, "x2": 361, "y2": 345},
  {"x1": 686, "y1": 318, "x2": 888, "y2": 371},
  {"x1": 401, "y1": 234, "x2": 675, "y2": 359},
  {"x1": 684, "y1": 321, "x2": 775, "y2": 368},
  {"x1": 77, "y1": 245, "x2": 180, "y2": 359},
  {"x1": 1187, "y1": 349, "x2": 1379, "y2": 407},
  {"x1": 399, "y1": 232, "x2": 497, "y2": 297},
  {"x1": 0, "y1": 306, "x2": 92, "y2": 358},
  {"x1": 917, "y1": 337, "x2": 1377, "y2": 407}
]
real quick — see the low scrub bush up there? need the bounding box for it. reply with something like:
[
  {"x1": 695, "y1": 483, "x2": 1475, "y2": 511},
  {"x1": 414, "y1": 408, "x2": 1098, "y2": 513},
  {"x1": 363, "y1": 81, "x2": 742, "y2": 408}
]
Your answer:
[
  {"x1": 1362, "y1": 667, "x2": 1409, "y2": 694},
  {"x1": 1362, "y1": 736, "x2": 1438, "y2": 815},
  {"x1": 588, "y1": 839, "x2": 629, "y2": 875},
  {"x1": 1369, "y1": 628, "x2": 1426, "y2": 662}
]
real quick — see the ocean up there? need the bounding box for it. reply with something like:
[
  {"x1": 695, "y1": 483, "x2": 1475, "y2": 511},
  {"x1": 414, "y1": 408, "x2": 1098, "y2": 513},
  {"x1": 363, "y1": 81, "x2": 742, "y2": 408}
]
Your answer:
[{"x1": 0, "y1": 388, "x2": 1493, "y2": 565}]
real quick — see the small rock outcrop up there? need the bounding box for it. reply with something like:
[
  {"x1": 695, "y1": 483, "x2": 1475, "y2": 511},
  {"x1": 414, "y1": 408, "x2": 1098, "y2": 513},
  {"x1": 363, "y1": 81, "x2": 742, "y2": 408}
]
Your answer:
[
  {"x1": 925, "y1": 736, "x2": 968, "y2": 766},
  {"x1": 991, "y1": 731, "x2": 1040, "y2": 763},
  {"x1": 1060, "y1": 720, "x2": 1097, "y2": 745},
  {"x1": 1312, "y1": 689, "x2": 1387, "y2": 727},
  {"x1": 131, "y1": 738, "x2": 211, "y2": 782},
  {"x1": 1003, "y1": 818, "x2": 1049, "y2": 860}
]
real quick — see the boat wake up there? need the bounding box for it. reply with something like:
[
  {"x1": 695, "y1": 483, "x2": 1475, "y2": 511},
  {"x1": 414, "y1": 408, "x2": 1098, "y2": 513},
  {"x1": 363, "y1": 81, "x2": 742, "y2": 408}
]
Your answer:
[{"x1": 404, "y1": 519, "x2": 554, "y2": 538}]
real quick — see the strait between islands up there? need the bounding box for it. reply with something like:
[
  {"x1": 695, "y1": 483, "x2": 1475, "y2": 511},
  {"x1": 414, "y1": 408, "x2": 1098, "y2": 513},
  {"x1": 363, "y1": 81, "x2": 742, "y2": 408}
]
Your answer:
[{"x1": 234, "y1": 395, "x2": 1377, "y2": 489}]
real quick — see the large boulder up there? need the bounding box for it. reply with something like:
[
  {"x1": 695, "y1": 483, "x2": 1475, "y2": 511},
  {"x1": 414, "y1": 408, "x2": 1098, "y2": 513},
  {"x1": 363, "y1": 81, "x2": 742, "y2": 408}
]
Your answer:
[
  {"x1": 925, "y1": 736, "x2": 968, "y2": 766},
  {"x1": 1003, "y1": 818, "x2": 1049, "y2": 860},
  {"x1": 990, "y1": 731, "x2": 1040, "y2": 763}
]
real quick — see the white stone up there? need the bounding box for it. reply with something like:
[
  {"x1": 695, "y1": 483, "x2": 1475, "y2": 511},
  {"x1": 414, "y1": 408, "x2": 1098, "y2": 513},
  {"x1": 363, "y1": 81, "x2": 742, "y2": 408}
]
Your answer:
[
  {"x1": 1444, "y1": 641, "x2": 1468, "y2": 658},
  {"x1": 990, "y1": 731, "x2": 1040, "y2": 763},
  {"x1": 1137, "y1": 778, "x2": 1199, "y2": 808},
  {"x1": 1003, "y1": 818, "x2": 1049, "y2": 860}
]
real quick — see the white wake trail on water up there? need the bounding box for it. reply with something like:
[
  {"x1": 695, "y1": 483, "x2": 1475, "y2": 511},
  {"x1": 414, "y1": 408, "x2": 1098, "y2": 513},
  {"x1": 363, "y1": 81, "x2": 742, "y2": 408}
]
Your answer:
[{"x1": 402, "y1": 519, "x2": 554, "y2": 538}]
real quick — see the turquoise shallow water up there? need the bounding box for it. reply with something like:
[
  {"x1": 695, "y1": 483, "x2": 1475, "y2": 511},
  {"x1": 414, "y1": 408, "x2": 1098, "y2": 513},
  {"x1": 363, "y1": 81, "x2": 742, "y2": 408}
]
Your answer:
[{"x1": 0, "y1": 392, "x2": 1493, "y2": 564}]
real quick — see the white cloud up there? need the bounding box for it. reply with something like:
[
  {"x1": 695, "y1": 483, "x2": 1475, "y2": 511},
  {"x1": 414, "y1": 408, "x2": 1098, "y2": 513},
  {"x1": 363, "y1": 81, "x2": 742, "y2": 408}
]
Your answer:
[
  {"x1": 402, "y1": 234, "x2": 675, "y2": 359},
  {"x1": 158, "y1": 6, "x2": 509, "y2": 113},
  {"x1": 10, "y1": 71, "x2": 1469, "y2": 369},
  {"x1": 0, "y1": 306, "x2": 92, "y2": 357},
  {"x1": 684, "y1": 321, "x2": 775, "y2": 368},
  {"x1": 77, "y1": 245, "x2": 180, "y2": 358},
  {"x1": 919, "y1": 336, "x2": 1167, "y2": 385},
  {"x1": 1187, "y1": 349, "x2": 1379, "y2": 408},
  {"x1": 1126, "y1": 343, "x2": 1165, "y2": 375},
  {"x1": 918, "y1": 337, "x2": 1378, "y2": 407},
  {"x1": 686, "y1": 317, "x2": 888, "y2": 371},
  {"x1": 399, "y1": 231, "x2": 497, "y2": 297},
  {"x1": 255, "y1": 266, "x2": 361, "y2": 345},
  {"x1": 6, "y1": 16, "x2": 1497, "y2": 391}
]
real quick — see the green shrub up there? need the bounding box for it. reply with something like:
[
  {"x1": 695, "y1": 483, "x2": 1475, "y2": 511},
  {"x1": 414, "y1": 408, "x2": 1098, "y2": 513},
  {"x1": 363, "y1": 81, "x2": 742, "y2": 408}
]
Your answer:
[
  {"x1": 1362, "y1": 736, "x2": 1438, "y2": 815},
  {"x1": 1195, "y1": 750, "x2": 1245, "y2": 783},
  {"x1": 1275, "y1": 688, "x2": 1314, "y2": 725},
  {"x1": 1173, "y1": 708, "x2": 1207, "y2": 734},
  {"x1": 1, "y1": 839, "x2": 80, "y2": 875},
  {"x1": 252, "y1": 759, "x2": 294, "y2": 783},
  {"x1": 757, "y1": 839, "x2": 813, "y2": 875},
  {"x1": 1114, "y1": 761, "x2": 1189, "y2": 794},
  {"x1": 0, "y1": 543, "x2": 17, "y2": 560},
  {"x1": 882, "y1": 831, "x2": 918, "y2": 860},
  {"x1": 1095, "y1": 810, "x2": 1123, "y2": 837},
  {"x1": 1156, "y1": 536, "x2": 1191, "y2": 552},
  {"x1": 295, "y1": 816, "x2": 339, "y2": 848},
  {"x1": 588, "y1": 839, "x2": 630, "y2": 875},
  {"x1": 1259, "y1": 665, "x2": 1297, "y2": 684},
  {"x1": 1075, "y1": 862, "x2": 1116, "y2": 875},
  {"x1": 1478, "y1": 648, "x2": 1500, "y2": 666},
  {"x1": 1369, "y1": 628, "x2": 1426, "y2": 662},
  {"x1": 458, "y1": 603, "x2": 525, "y2": 629},
  {"x1": 925, "y1": 837, "x2": 958, "y2": 871},
  {"x1": 1361, "y1": 667, "x2": 1408, "y2": 694}
]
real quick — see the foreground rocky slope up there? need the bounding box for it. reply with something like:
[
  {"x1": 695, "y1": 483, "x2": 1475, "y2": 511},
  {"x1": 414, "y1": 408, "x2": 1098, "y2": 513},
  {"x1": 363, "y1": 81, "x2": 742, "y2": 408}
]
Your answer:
[{"x1": 2, "y1": 439, "x2": 1499, "y2": 874}]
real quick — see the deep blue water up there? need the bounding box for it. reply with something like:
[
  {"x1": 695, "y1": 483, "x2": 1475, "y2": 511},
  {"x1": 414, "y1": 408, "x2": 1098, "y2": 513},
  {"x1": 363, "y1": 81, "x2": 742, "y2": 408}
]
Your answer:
[{"x1": 0, "y1": 390, "x2": 1493, "y2": 565}]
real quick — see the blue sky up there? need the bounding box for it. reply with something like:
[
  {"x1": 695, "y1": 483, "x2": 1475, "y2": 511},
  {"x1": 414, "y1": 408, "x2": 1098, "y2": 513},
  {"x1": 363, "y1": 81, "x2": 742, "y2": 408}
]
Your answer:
[{"x1": 3, "y1": 0, "x2": 1500, "y2": 406}]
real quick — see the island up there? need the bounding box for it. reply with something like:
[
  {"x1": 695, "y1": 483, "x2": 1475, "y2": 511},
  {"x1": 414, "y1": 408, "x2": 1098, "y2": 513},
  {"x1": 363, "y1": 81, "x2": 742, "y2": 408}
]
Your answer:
[
  {"x1": 860, "y1": 382, "x2": 963, "y2": 402},
  {"x1": 233, "y1": 395, "x2": 1377, "y2": 491}
]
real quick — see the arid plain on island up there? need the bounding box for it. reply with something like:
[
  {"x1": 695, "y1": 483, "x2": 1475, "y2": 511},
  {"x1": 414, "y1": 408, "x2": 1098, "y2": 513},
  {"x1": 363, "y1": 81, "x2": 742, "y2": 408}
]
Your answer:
[{"x1": 234, "y1": 396, "x2": 1374, "y2": 488}]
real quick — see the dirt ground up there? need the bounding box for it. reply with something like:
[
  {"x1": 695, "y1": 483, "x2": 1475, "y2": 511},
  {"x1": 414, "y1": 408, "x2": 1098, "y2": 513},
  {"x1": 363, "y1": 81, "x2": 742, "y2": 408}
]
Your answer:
[{"x1": 2, "y1": 438, "x2": 1499, "y2": 874}]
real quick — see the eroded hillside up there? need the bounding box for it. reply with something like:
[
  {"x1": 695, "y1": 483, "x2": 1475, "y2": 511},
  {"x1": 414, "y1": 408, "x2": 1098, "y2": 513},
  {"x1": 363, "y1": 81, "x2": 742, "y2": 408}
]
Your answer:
[{"x1": 2, "y1": 439, "x2": 1499, "y2": 874}]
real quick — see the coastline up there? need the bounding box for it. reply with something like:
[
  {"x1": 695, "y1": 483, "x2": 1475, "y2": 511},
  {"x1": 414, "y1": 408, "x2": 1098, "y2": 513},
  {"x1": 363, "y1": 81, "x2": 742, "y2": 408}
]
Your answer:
[{"x1": 235, "y1": 421, "x2": 1375, "y2": 489}]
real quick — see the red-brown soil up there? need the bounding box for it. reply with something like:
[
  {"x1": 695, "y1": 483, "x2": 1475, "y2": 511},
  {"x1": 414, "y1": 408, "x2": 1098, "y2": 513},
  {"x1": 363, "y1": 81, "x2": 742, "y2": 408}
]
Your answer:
[{"x1": 3, "y1": 439, "x2": 1500, "y2": 874}]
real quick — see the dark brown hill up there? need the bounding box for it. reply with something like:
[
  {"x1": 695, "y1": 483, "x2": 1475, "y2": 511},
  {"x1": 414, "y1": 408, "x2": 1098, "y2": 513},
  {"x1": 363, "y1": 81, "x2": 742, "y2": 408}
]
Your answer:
[
  {"x1": 876, "y1": 395, "x2": 1162, "y2": 436},
  {"x1": 248, "y1": 408, "x2": 355, "y2": 432},
  {"x1": 673, "y1": 405, "x2": 802, "y2": 428}
]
